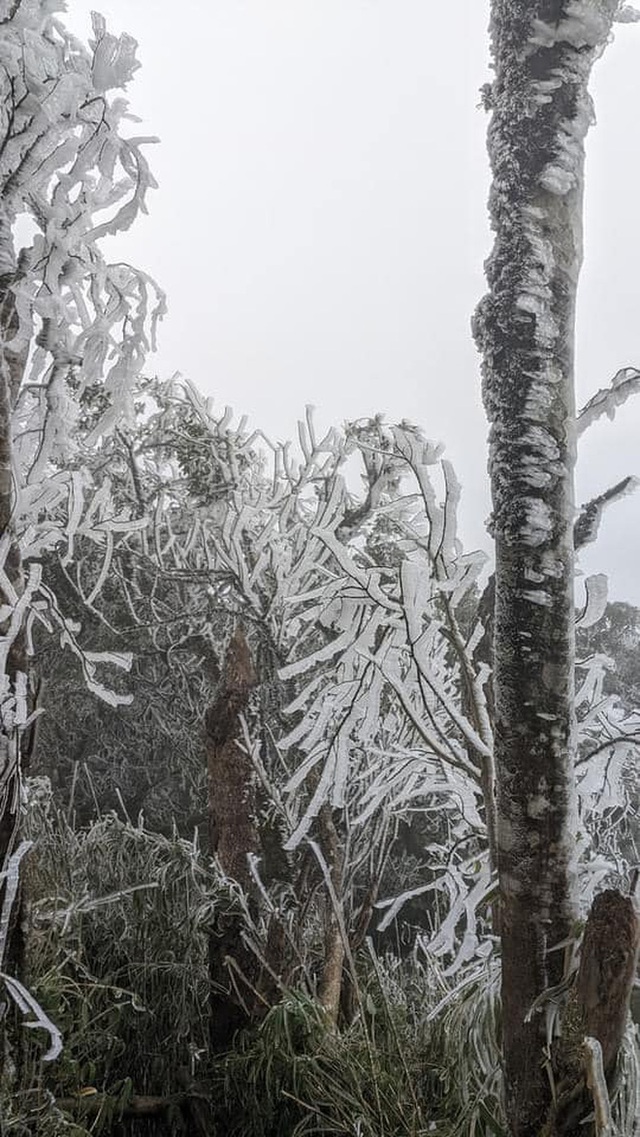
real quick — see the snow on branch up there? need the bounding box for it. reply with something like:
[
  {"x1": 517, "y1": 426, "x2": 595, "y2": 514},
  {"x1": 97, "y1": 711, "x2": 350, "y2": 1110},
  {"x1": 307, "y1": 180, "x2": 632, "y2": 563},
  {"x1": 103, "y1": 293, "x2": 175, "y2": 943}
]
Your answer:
[
  {"x1": 576, "y1": 573, "x2": 608, "y2": 629},
  {"x1": 0, "y1": 838, "x2": 61, "y2": 1061},
  {"x1": 234, "y1": 423, "x2": 497, "y2": 966},
  {"x1": 1, "y1": 972, "x2": 63, "y2": 1062},
  {"x1": 577, "y1": 367, "x2": 640, "y2": 436},
  {"x1": 0, "y1": 839, "x2": 32, "y2": 968},
  {"x1": 574, "y1": 476, "x2": 639, "y2": 549},
  {"x1": 2, "y1": 2, "x2": 165, "y2": 462},
  {"x1": 103, "y1": 382, "x2": 640, "y2": 985},
  {"x1": 0, "y1": 3, "x2": 170, "y2": 720},
  {"x1": 614, "y1": 4, "x2": 640, "y2": 23},
  {"x1": 89, "y1": 12, "x2": 141, "y2": 91},
  {"x1": 33, "y1": 582, "x2": 133, "y2": 707}
]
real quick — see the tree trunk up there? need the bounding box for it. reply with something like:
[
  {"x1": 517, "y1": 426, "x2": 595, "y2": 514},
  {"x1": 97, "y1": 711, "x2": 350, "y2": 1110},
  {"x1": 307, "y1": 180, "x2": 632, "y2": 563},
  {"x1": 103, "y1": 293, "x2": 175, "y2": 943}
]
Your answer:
[
  {"x1": 316, "y1": 804, "x2": 345, "y2": 1024},
  {"x1": 204, "y1": 623, "x2": 260, "y2": 1050},
  {"x1": 548, "y1": 889, "x2": 640, "y2": 1135},
  {"x1": 205, "y1": 623, "x2": 258, "y2": 889},
  {"x1": 473, "y1": 4, "x2": 622, "y2": 1134},
  {"x1": 576, "y1": 891, "x2": 639, "y2": 1077},
  {"x1": 0, "y1": 220, "x2": 28, "y2": 983}
]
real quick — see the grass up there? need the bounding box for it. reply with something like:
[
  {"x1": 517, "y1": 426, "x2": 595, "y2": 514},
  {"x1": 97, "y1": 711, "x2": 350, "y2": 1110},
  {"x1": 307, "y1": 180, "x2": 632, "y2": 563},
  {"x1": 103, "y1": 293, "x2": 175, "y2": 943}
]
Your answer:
[{"x1": 7, "y1": 784, "x2": 638, "y2": 1137}]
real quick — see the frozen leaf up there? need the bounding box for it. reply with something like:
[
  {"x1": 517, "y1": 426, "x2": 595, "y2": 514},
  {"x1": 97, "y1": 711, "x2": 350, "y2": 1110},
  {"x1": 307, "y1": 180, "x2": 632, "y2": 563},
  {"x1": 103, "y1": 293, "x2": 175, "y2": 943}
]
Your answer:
[
  {"x1": 1, "y1": 974, "x2": 63, "y2": 1062},
  {"x1": 90, "y1": 12, "x2": 141, "y2": 90},
  {"x1": 615, "y1": 4, "x2": 640, "y2": 22},
  {"x1": 576, "y1": 573, "x2": 608, "y2": 629}
]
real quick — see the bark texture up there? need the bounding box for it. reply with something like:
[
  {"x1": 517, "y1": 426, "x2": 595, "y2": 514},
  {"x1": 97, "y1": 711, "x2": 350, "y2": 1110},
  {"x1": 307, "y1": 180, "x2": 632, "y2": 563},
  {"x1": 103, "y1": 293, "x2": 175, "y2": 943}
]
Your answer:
[
  {"x1": 205, "y1": 623, "x2": 258, "y2": 888},
  {"x1": 204, "y1": 624, "x2": 260, "y2": 1050},
  {"x1": 472, "y1": 4, "x2": 621, "y2": 1134},
  {"x1": 575, "y1": 890, "x2": 639, "y2": 1076},
  {"x1": 545, "y1": 889, "x2": 639, "y2": 1135},
  {"x1": 316, "y1": 804, "x2": 345, "y2": 1024}
]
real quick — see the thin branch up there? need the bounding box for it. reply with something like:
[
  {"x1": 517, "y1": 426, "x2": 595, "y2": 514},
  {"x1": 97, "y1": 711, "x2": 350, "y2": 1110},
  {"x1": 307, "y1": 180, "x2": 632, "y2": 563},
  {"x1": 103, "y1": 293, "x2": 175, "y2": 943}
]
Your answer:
[
  {"x1": 576, "y1": 732, "x2": 640, "y2": 768},
  {"x1": 574, "y1": 476, "x2": 639, "y2": 550},
  {"x1": 577, "y1": 367, "x2": 640, "y2": 437}
]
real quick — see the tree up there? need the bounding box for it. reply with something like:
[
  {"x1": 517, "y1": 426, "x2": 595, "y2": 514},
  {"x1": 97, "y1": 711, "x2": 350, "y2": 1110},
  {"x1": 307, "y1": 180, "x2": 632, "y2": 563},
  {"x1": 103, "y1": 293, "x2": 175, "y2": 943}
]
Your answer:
[
  {"x1": 0, "y1": 2, "x2": 160, "y2": 1054},
  {"x1": 578, "y1": 598, "x2": 640, "y2": 710},
  {"x1": 5, "y1": 6, "x2": 639, "y2": 1126},
  {"x1": 72, "y1": 381, "x2": 499, "y2": 1021},
  {"x1": 473, "y1": 4, "x2": 640, "y2": 1134},
  {"x1": 66, "y1": 376, "x2": 635, "y2": 1048}
]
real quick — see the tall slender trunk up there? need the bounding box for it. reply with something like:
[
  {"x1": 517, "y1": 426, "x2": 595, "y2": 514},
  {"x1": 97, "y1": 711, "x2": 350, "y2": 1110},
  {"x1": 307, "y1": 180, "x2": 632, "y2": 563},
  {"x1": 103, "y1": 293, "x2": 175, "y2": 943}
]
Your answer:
[
  {"x1": 205, "y1": 624, "x2": 259, "y2": 1050},
  {"x1": 316, "y1": 804, "x2": 345, "y2": 1024},
  {"x1": 0, "y1": 218, "x2": 28, "y2": 982},
  {"x1": 473, "y1": 4, "x2": 621, "y2": 1133},
  {"x1": 205, "y1": 624, "x2": 258, "y2": 889}
]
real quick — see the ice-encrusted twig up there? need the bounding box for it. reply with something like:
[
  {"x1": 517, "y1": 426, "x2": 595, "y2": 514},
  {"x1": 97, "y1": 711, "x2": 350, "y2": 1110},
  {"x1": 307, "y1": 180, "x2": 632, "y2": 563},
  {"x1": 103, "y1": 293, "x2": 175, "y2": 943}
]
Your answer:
[
  {"x1": 1, "y1": 973, "x2": 63, "y2": 1061},
  {"x1": 0, "y1": 839, "x2": 32, "y2": 968},
  {"x1": 615, "y1": 4, "x2": 640, "y2": 23},
  {"x1": 577, "y1": 367, "x2": 640, "y2": 436},
  {"x1": 574, "y1": 476, "x2": 639, "y2": 549}
]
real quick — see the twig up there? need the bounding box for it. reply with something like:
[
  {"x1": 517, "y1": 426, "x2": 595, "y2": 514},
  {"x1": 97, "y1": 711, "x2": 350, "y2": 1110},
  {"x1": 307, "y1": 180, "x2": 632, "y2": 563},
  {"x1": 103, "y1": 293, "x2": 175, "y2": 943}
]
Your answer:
[{"x1": 583, "y1": 1037, "x2": 612, "y2": 1137}]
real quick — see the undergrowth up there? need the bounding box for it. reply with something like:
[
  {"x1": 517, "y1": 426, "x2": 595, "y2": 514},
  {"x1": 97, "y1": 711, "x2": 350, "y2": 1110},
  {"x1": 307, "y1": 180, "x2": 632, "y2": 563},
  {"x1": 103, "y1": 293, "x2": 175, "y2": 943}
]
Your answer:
[
  {"x1": 3, "y1": 787, "x2": 637, "y2": 1137},
  {"x1": 215, "y1": 984, "x2": 434, "y2": 1137}
]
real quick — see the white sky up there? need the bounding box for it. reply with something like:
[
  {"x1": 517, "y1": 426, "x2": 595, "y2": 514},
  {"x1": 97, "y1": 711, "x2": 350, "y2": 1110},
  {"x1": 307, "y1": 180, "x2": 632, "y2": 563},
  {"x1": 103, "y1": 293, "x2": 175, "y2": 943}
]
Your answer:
[{"x1": 64, "y1": 1, "x2": 640, "y2": 604}]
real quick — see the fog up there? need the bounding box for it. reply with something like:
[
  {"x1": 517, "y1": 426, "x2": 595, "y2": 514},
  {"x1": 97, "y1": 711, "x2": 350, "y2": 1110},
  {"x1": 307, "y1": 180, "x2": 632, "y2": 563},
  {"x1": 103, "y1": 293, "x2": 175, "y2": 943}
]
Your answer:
[{"x1": 65, "y1": 1, "x2": 640, "y2": 603}]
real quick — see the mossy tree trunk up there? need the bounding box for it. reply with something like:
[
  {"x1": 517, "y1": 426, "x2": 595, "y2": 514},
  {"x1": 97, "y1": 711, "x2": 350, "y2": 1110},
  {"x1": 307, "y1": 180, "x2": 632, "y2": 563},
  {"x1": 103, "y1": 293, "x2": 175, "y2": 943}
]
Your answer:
[{"x1": 473, "y1": 3, "x2": 627, "y2": 1134}]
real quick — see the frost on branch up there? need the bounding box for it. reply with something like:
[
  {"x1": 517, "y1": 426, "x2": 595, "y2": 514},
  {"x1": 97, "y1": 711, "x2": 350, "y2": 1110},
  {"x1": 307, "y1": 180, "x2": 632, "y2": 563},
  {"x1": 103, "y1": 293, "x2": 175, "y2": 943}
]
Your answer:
[
  {"x1": 75, "y1": 379, "x2": 640, "y2": 989},
  {"x1": 576, "y1": 573, "x2": 608, "y2": 629},
  {"x1": 0, "y1": 2, "x2": 163, "y2": 708},
  {"x1": 259, "y1": 420, "x2": 498, "y2": 971},
  {"x1": 529, "y1": 5, "x2": 613, "y2": 51},
  {"x1": 574, "y1": 476, "x2": 639, "y2": 550},
  {"x1": 615, "y1": 3, "x2": 640, "y2": 21},
  {"x1": 129, "y1": 385, "x2": 638, "y2": 976},
  {"x1": 90, "y1": 12, "x2": 141, "y2": 91},
  {"x1": 577, "y1": 367, "x2": 640, "y2": 436},
  {"x1": 106, "y1": 390, "x2": 498, "y2": 972},
  {"x1": 1, "y1": 1, "x2": 164, "y2": 459}
]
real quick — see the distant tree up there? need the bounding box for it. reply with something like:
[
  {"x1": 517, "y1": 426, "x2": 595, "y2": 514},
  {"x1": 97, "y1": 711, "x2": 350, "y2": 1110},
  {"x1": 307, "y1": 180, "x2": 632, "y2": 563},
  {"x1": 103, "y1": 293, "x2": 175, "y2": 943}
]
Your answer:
[
  {"x1": 473, "y1": 3, "x2": 640, "y2": 1134},
  {"x1": 578, "y1": 599, "x2": 640, "y2": 710}
]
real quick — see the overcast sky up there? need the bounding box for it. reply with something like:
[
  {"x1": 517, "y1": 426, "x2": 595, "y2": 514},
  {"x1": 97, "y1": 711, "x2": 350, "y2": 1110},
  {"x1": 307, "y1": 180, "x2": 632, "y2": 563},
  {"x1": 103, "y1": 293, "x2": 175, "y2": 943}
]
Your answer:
[{"x1": 65, "y1": 1, "x2": 640, "y2": 605}]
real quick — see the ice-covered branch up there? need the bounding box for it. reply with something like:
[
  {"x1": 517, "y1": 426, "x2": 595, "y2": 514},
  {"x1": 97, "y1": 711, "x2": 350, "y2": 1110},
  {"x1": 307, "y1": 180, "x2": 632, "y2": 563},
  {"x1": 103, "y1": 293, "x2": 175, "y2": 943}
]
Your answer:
[
  {"x1": 1, "y1": 972, "x2": 63, "y2": 1062},
  {"x1": 614, "y1": 4, "x2": 640, "y2": 23},
  {"x1": 577, "y1": 367, "x2": 640, "y2": 437},
  {"x1": 574, "y1": 476, "x2": 639, "y2": 549}
]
